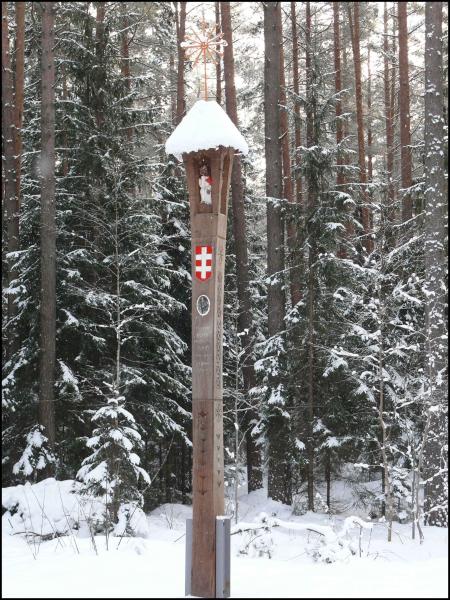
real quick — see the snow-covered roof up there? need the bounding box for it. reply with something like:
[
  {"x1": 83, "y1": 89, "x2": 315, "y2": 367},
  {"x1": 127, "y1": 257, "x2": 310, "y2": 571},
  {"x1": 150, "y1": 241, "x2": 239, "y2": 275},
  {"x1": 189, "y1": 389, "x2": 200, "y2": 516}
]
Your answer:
[{"x1": 165, "y1": 100, "x2": 249, "y2": 159}]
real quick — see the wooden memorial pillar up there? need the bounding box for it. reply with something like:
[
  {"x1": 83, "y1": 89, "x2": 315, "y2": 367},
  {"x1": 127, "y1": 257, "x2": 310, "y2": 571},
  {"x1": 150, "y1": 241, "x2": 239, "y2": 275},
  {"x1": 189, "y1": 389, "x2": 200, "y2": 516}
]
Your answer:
[
  {"x1": 183, "y1": 147, "x2": 234, "y2": 598},
  {"x1": 165, "y1": 97, "x2": 248, "y2": 599}
]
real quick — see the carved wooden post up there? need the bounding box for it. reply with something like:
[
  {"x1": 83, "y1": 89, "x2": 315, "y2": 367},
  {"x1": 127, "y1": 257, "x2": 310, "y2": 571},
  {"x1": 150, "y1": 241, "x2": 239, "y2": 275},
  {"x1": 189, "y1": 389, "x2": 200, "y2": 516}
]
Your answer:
[{"x1": 166, "y1": 100, "x2": 248, "y2": 598}]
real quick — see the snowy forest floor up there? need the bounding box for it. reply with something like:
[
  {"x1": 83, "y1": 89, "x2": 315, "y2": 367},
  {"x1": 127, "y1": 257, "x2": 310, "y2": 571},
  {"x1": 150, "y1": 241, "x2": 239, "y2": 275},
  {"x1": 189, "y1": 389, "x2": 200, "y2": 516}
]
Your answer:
[{"x1": 2, "y1": 480, "x2": 448, "y2": 598}]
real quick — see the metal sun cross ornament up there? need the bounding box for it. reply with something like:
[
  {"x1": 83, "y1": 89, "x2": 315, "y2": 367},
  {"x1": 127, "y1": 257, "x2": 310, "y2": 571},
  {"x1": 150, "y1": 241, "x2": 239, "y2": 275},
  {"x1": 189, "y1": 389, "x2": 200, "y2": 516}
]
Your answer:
[{"x1": 181, "y1": 13, "x2": 227, "y2": 100}]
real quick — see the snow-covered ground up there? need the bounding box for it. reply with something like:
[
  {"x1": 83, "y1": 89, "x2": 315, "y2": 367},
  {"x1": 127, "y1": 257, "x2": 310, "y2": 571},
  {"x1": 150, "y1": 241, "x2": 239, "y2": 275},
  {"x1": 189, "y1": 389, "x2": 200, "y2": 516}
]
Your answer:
[{"x1": 2, "y1": 480, "x2": 448, "y2": 598}]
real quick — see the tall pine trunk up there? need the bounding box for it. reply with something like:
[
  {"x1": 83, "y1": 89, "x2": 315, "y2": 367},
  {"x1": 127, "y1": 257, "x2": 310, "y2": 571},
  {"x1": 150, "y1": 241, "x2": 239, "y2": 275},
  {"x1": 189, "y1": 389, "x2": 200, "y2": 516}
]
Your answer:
[
  {"x1": 264, "y1": 1, "x2": 289, "y2": 504},
  {"x1": 367, "y1": 46, "x2": 373, "y2": 183},
  {"x1": 120, "y1": 6, "x2": 132, "y2": 142},
  {"x1": 290, "y1": 0, "x2": 305, "y2": 475},
  {"x1": 291, "y1": 2, "x2": 302, "y2": 205},
  {"x1": 39, "y1": 1, "x2": 56, "y2": 464},
  {"x1": 390, "y1": 2, "x2": 397, "y2": 187},
  {"x1": 170, "y1": 50, "x2": 176, "y2": 124},
  {"x1": 175, "y1": 2, "x2": 186, "y2": 125},
  {"x1": 333, "y1": 2, "x2": 344, "y2": 188},
  {"x1": 423, "y1": 1, "x2": 447, "y2": 528},
  {"x1": 14, "y1": 2, "x2": 25, "y2": 209},
  {"x1": 95, "y1": 3, "x2": 105, "y2": 130},
  {"x1": 398, "y1": 1, "x2": 413, "y2": 222},
  {"x1": 347, "y1": 3, "x2": 373, "y2": 253},
  {"x1": 383, "y1": 2, "x2": 395, "y2": 227},
  {"x1": 305, "y1": 1, "x2": 315, "y2": 511},
  {"x1": 277, "y1": 5, "x2": 301, "y2": 308},
  {"x1": 221, "y1": 1, "x2": 262, "y2": 492},
  {"x1": 215, "y1": 2, "x2": 221, "y2": 105},
  {"x1": 2, "y1": 2, "x2": 20, "y2": 359},
  {"x1": 333, "y1": 1, "x2": 353, "y2": 257}
]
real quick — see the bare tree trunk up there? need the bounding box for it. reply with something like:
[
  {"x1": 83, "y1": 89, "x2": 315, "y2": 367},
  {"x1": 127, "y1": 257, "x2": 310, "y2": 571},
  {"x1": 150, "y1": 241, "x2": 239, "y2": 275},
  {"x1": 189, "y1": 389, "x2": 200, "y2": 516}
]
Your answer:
[
  {"x1": 367, "y1": 45, "x2": 374, "y2": 237},
  {"x1": 170, "y1": 51, "x2": 176, "y2": 124},
  {"x1": 95, "y1": 5, "x2": 105, "y2": 91},
  {"x1": 165, "y1": 449, "x2": 172, "y2": 504},
  {"x1": 39, "y1": 1, "x2": 56, "y2": 464},
  {"x1": 90, "y1": 2, "x2": 105, "y2": 290},
  {"x1": 333, "y1": 2, "x2": 344, "y2": 188},
  {"x1": 347, "y1": 3, "x2": 373, "y2": 253},
  {"x1": 290, "y1": 0, "x2": 305, "y2": 472},
  {"x1": 423, "y1": 0, "x2": 448, "y2": 528},
  {"x1": 390, "y1": 2, "x2": 397, "y2": 174},
  {"x1": 411, "y1": 448, "x2": 416, "y2": 539},
  {"x1": 14, "y1": 2, "x2": 25, "y2": 208},
  {"x1": 234, "y1": 349, "x2": 240, "y2": 522},
  {"x1": 342, "y1": 38, "x2": 350, "y2": 164},
  {"x1": 181, "y1": 443, "x2": 186, "y2": 503},
  {"x1": 95, "y1": 2, "x2": 105, "y2": 130},
  {"x1": 221, "y1": 1, "x2": 262, "y2": 491},
  {"x1": 367, "y1": 45, "x2": 373, "y2": 183},
  {"x1": 377, "y1": 220, "x2": 394, "y2": 540},
  {"x1": 326, "y1": 449, "x2": 331, "y2": 509},
  {"x1": 215, "y1": 1, "x2": 222, "y2": 105},
  {"x1": 2, "y1": 2, "x2": 20, "y2": 359},
  {"x1": 398, "y1": 1, "x2": 413, "y2": 222},
  {"x1": 264, "y1": 1, "x2": 289, "y2": 504},
  {"x1": 333, "y1": 1, "x2": 353, "y2": 257},
  {"x1": 305, "y1": 1, "x2": 315, "y2": 511},
  {"x1": 120, "y1": 6, "x2": 132, "y2": 142},
  {"x1": 383, "y1": 2, "x2": 395, "y2": 228},
  {"x1": 1, "y1": 5, "x2": 6, "y2": 211},
  {"x1": 277, "y1": 5, "x2": 301, "y2": 308},
  {"x1": 62, "y1": 64, "x2": 69, "y2": 176},
  {"x1": 115, "y1": 210, "x2": 121, "y2": 392},
  {"x1": 378, "y1": 329, "x2": 394, "y2": 541},
  {"x1": 158, "y1": 442, "x2": 164, "y2": 503},
  {"x1": 120, "y1": 12, "x2": 130, "y2": 88},
  {"x1": 306, "y1": 266, "x2": 315, "y2": 511},
  {"x1": 175, "y1": 2, "x2": 186, "y2": 125},
  {"x1": 109, "y1": 203, "x2": 122, "y2": 523},
  {"x1": 290, "y1": 2, "x2": 302, "y2": 206}
]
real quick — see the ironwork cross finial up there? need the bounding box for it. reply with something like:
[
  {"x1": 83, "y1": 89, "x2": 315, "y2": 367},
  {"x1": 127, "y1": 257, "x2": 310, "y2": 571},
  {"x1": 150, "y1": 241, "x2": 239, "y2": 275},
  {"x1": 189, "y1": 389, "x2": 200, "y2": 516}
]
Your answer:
[{"x1": 181, "y1": 11, "x2": 227, "y2": 100}]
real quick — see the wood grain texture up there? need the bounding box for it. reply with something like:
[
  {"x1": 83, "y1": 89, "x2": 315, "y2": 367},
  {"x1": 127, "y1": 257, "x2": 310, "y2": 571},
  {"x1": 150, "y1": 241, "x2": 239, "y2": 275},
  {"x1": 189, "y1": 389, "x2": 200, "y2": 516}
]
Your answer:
[{"x1": 183, "y1": 147, "x2": 233, "y2": 598}]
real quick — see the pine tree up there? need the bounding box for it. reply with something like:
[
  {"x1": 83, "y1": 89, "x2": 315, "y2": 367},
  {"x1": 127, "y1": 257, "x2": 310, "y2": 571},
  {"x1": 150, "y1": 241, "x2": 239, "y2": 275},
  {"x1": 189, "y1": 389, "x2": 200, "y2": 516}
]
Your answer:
[
  {"x1": 78, "y1": 386, "x2": 150, "y2": 524},
  {"x1": 383, "y1": 2, "x2": 395, "y2": 229},
  {"x1": 291, "y1": 2, "x2": 302, "y2": 206},
  {"x1": 398, "y1": 1, "x2": 413, "y2": 222},
  {"x1": 14, "y1": 2, "x2": 25, "y2": 223},
  {"x1": 422, "y1": 0, "x2": 448, "y2": 528},
  {"x1": 2, "y1": 2, "x2": 191, "y2": 495},
  {"x1": 278, "y1": 5, "x2": 300, "y2": 308},
  {"x1": 263, "y1": 0, "x2": 290, "y2": 505},
  {"x1": 304, "y1": 0, "x2": 316, "y2": 511},
  {"x1": 347, "y1": 2, "x2": 373, "y2": 253},
  {"x1": 2, "y1": 1, "x2": 20, "y2": 359},
  {"x1": 38, "y1": 0, "x2": 57, "y2": 475}
]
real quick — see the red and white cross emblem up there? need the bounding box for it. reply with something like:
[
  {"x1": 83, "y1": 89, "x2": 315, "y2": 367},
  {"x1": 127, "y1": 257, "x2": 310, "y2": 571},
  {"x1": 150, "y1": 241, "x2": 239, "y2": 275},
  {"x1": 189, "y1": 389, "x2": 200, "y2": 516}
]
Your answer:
[{"x1": 195, "y1": 245, "x2": 213, "y2": 281}]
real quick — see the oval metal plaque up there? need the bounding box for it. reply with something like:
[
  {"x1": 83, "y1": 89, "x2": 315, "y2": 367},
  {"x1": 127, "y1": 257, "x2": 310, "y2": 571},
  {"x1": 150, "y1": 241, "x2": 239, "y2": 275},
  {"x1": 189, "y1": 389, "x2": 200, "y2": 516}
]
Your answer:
[{"x1": 196, "y1": 295, "x2": 210, "y2": 317}]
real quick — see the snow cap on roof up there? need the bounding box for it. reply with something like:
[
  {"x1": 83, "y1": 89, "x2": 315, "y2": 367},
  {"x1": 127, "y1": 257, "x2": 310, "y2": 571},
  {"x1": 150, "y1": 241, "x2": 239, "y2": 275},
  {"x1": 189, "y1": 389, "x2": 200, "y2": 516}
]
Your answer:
[{"x1": 165, "y1": 99, "x2": 248, "y2": 159}]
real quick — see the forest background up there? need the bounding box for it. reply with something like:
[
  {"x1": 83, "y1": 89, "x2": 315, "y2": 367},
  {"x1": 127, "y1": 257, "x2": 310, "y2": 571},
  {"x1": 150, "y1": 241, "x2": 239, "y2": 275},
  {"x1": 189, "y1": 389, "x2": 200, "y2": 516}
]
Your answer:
[{"x1": 2, "y1": 1, "x2": 448, "y2": 536}]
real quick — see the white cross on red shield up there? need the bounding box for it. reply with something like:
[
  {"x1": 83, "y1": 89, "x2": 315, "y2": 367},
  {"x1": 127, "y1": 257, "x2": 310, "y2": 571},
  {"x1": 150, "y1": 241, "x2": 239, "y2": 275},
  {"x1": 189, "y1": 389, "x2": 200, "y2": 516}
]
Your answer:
[{"x1": 195, "y1": 245, "x2": 213, "y2": 281}]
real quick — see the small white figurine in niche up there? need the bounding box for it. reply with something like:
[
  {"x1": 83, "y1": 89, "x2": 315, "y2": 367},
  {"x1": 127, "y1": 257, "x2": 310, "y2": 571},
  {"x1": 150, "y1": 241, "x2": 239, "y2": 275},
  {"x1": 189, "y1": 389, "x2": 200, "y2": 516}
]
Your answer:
[{"x1": 199, "y1": 164, "x2": 213, "y2": 205}]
